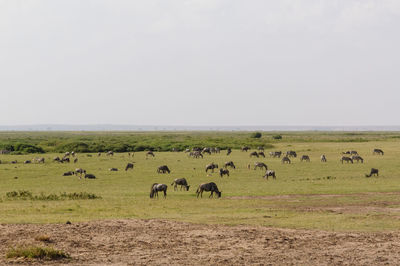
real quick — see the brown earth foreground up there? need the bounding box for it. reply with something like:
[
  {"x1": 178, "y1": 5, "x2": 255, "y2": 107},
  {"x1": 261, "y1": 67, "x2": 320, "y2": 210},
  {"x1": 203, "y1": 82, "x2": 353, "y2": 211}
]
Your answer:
[{"x1": 1, "y1": 219, "x2": 400, "y2": 265}]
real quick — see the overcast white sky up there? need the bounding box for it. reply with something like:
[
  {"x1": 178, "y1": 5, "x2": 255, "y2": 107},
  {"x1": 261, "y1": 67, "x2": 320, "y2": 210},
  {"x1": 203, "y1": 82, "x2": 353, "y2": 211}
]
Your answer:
[{"x1": 0, "y1": 0, "x2": 399, "y2": 126}]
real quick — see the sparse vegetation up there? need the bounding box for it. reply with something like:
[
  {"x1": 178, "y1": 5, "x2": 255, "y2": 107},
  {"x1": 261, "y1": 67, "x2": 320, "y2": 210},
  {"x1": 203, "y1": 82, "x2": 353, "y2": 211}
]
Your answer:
[
  {"x1": 5, "y1": 191, "x2": 101, "y2": 201},
  {"x1": 6, "y1": 246, "x2": 69, "y2": 260}
]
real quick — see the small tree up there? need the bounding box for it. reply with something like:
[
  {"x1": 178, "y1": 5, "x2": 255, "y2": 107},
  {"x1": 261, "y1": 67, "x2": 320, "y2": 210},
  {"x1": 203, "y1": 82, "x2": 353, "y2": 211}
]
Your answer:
[{"x1": 250, "y1": 132, "x2": 262, "y2": 138}]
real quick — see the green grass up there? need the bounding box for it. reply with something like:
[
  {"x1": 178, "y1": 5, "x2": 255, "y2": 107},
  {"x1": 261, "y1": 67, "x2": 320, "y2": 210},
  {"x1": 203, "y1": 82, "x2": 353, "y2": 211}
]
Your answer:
[
  {"x1": 1, "y1": 132, "x2": 400, "y2": 231},
  {"x1": 6, "y1": 246, "x2": 69, "y2": 260}
]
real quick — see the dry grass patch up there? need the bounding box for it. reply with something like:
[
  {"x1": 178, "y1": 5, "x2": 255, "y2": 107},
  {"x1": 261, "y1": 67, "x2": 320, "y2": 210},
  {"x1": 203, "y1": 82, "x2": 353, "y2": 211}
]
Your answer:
[
  {"x1": 34, "y1": 234, "x2": 51, "y2": 243},
  {"x1": 6, "y1": 245, "x2": 69, "y2": 260}
]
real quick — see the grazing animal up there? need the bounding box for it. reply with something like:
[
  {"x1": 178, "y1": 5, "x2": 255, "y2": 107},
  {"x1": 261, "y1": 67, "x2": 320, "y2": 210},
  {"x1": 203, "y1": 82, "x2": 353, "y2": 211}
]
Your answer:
[
  {"x1": 254, "y1": 162, "x2": 268, "y2": 170},
  {"x1": 146, "y1": 151, "x2": 155, "y2": 157},
  {"x1": 263, "y1": 170, "x2": 276, "y2": 180},
  {"x1": 24, "y1": 160, "x2": 31, "y2": 164},
  {"x1": 258, "y1": 152, "x2": 265, "y2": 158},
  {"x1": 157, "y1": 165, "x2": 171, "y2": 174},
  {"x1": 62, "y1": 157, "x2": 70, "y2": 163},
  {"x1": 106, "y1": 151, "x2": 114, "y2": 156},
  {"x1": 219, "y1": 168, "x2": 229, "y2": 177},
  {"x1": 352, "y1": 155, "x2": 364, "y2": 163},
  {"x1": 320, "y1": 155, "x2": 327, "y2": 162},
  {"x1": 300, "y1": 155, "x2": 310, "y2": 162},
  {"x1": 196, "y1": 182, "x2": 222, "y2": 198},
  {"x1": 373, "y1": 149, "x2": 384, "y2": 155},
  {"x1": 340, "y1": 156, "x2": 353, "y2": 164},
  {"x1": 286, "y1": 151, "x2": 297, "y2": 158},
  {"x1": 71, "y1": 151, "x2": 75, "y2": 157},
  {"x1": 65, "y1": 152, "x2": 70, "y2": 157},
  {"x1": 53, "y1": 156, "x2": 61, "y2": 162},
  {"x1": 109, "y1": 168, "x2": 118, "y2": 171},
  {"x1": 202, "y1": 147, "x2": 211, "y2": 155},
  {"x1": 75, "y1": 168, "x2": 86, "y2": 177},
  {"x1": 185, "y1": 149, "x2": 190, "y2": 153},
  {"x1": 366, "y1": 168, "x2": 379, "y2": 177},
  {"x1": 74, "y1": 158, "x2": 78, "y2": 163},
  {"x1": 226, "y1": 148, "x2": 232, "y2": 156},
  {"x1": 205, "y1": 163, "x2": 219, "y2": 173},
  {"x1": 150, "y1": 183, "x2": 168, "y2": 198},
  {"x1": 37, "y1": 157, "x2": 45, "y2": 163},
  {"x1": 189, "y1": 151, "x2": 203, "y2": 158},
  {"x1": 98, "y1": 152, "x2": 101, "y2": 157},
  {"x1": 85, "y1": 173, "x2": 96, "y2": 179},
  {"x1": 125, "y1": 163, "x2": 134, "y2": 171},
  {"x1": 11, "y1": 160, "x2": 17, "y2": 164},
  {"x1": 241, "y1": 146, "x2": 251, "y2": 152},
  {"x1": 258, "y1": 146, "x2": 264, "y2": 151},
  {"x1": 350, "y1": 150, "x2": 358, "y2": 155},
  {"x1": 250, "y1": 151, "x2": 259, "y2": 158},
  {"x1": 269, "y1": 151, "x2": 282, "y2": 158},
  {"x1": 224, "y1": 161, "x2": 236, "y2": 169},
  {"x1": 63, "y1": 171, "x2": 75, "y2": 176},
  {"x1": 171, "y1": 178, "x2": 190, "y2": 191},
  {"x1": 281, "y1": 156, "x2": 291, "y2": 164}
]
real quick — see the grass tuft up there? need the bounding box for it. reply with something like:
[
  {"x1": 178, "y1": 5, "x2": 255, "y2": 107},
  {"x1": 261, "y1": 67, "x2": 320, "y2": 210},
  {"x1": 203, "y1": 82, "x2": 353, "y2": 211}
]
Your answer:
[
  {"x1": 34, "y1": 235, "x2": 51, "y2": 242},
  {"x1": 6, "y1": 245, "x2": 69, "y2": 260}
]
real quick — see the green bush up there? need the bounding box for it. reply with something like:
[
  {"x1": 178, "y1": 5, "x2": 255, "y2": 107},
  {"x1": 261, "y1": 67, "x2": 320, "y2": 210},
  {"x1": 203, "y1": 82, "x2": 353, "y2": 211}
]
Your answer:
[
  {"x1": 250, "y1": 132, "x2": 262, "y2": 138},
  {"x1": 272, "y1": 135, "x2": 282, "y2": 140}
]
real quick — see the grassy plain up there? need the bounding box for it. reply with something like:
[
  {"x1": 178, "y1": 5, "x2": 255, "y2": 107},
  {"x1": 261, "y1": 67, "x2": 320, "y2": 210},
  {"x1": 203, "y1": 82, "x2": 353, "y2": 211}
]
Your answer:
[{"x1": 1, "y1": 132, "x2": 400, "y2": 231}]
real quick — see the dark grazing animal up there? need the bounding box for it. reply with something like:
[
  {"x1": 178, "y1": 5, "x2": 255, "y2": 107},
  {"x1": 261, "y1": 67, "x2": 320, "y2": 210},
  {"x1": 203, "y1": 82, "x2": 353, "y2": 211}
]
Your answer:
[
  {"x1": 24, "y1": 160, "x2": 31, "y2": 164},
  {"x1": 63, "y1": 171, "x2": 75, "y2": 176},
  {"x1": 258, "y1": 146, "x2": 264, "y2": 151},
  {"x1": 254, "y1": 162, "x2": 268, "y2": 170},
  {"x1": 352, "y1": 155, "x2": 364, "y2": 163},
  {"x1": 150, "y1": 183, "x2": 168, "y2": 198},
  {"x1": 189, "y1": 151, "x2": 203, "y2": 158},
  {"x1": 62, "y1": 157, "x2": 70, "y2": 163},
  {"x1": 219, "y1": 168, "x2": 229, "y2": 177},
  {"x1": 171, "y1": 178, "x2": 190, "y2": 191},
  {"x1": 157, "y1": 165, "x2": 171, "y2": 174},
  {"x1": 109, "y1": 168, "x2": 118, "y2": 171},
  {"x1": 75, "y1": 168, "x2": 86, "y2": 177},
  {"x1": 250, "y1": 151, "x2": 259, "y2": 158},
  {"x1": 286, "y1": 151, "x2": 297, "y2": 158},
  {"x1": 320, "y1": 155, "x2": 327, "y2": 162},
  {"x1": 241, "y1": 146, "x2": 251, "y2": 152},
  {"x1": 146, "y1": 151, "x2": 155, "y2": 157},
  {"x1": 74, "y1": 158, "x2": 78, "y2": 163},
  {"x1": 196, "y1": 182, "x2": 221, "y2": 198},
  {"x1": 37, "y1": 157, "x2": 45, "y2": 163},
  {"x1": 263, "y1": 170, "x2": 276, "y2": 180},
  {"x1": 366, "y1": 168, "x2": 379, "y2": 177},
  {"x1": 125, "y1": 163, "x2": 134, "y2": 171},
  {"x1": 205, "y1": 163, "x2": 218, "y2": 173},
  {"x1": 224, "y1": 161, "x2": 236, "y2": 169},
  {"x1": 226, "y1": 148, "x2": 232, "y2": 156},
  {"x1": 85, "y1": 173, "x2": 96, "y2": 179},
  {"x1": 340, "y1": 156, "x2": 353, "y2": 164},
  {"x1": 300, "y1": 155, "x2": 310, "y2": 162},
  {"x1": 53, "y1": 156, "x2": 61, "y2": 162},
  {"x1": 258, "y1": 152, "x2": 265, "y2": 158},
  {"x1": 281, "y1": 156, "x2": 291, "y2": 164},
  {"x1": 106, "y1": 151, "x2": 114, "y2": 156},
  {"x1": 11, "y1": 160, "x2": 17, "y2": 164},
  {"x1": 202, "y1": 147, "x2": 211, "y2": 155},
  {"x1": 373, "y1": 149, "x2": 384, "y2": 155}
]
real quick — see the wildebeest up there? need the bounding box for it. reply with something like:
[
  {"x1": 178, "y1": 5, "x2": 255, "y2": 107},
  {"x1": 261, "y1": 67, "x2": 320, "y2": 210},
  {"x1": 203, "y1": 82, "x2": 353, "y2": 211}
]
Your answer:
[
  {"x1": 202, "y1": 147, "x2": 211, "y2": 155},
  {"x1": 241, "y1": 146, "x2": 251, "y2": 152},
  {"x1": 171, "y1": 178, "x2": 190, "y2": 191},
  {"x1": 340, "y1": 156, "x2": 353, "y2": 164},
  {"x1": 125, "y1": 163, "x2": 134, "y2": 171},
  {"x1": 249, "y1": 151, "x2": 259, "y2": 158},
  {"x1": 373, "y1": 149, "x2": 384, "y2": 155},
  {"x1": 24, "y1": 160, "x2": 31, "y2": 164},
  {"x1": 352, "y1": 155, "x2": 364, "y2": 163},
  {"x1": 224, "y1": 161, "x2": 236, "y2": 169},
  {"x1": 62, "y1": 157, "x2": 70, "y2": 163},
  {"x1": 65, "y1": 152, "x2": 70, "y2": 157},
  {"x1": 157, "y1": 165, "x2": 171, "y2": 174},
  {"x1": 226, "y1": 148, "x2": 232, "y2": 156},
  {"x1": 205, "y1": 163, "x2": 218, "y2": 173},
  {"x1": 150, "y1": 183, "x2": 168, "y2": 198},
  {"x1": 74, "y1": 158, "x2": 78, "y2": 163},
  {"x1": 146, "y1": 151, "x2": 155, "y2": 157},
  {"x1": 219, "y1": 168, "x2": 229, "y2": 177},
  {"x1": 109, "y1": 168, "x2": 118, "y2": 171},
  {"x1": 11, "y1": 160, "x2": 17, "y2": 164},
  {"x1": 98, "y1": 152, "x2": 101, "y2": 157},
  {"x1": 258, "y1": 152, "x2": 265, "y2": 158},
  {"x1": 62, "y1": 171, "x2": 75, "y2": 176},
  {"x1": 286, "y1": 151, "x2": 297, "y2": 158},
  {"x1": 321, "y1": 155, "x2": 327, "y2": 162},
  {"x1": 263, "y1": 170, "x2": 276, "y2": 180},
  {"x1": 269, "y1": 151, "x2": 282, "y2": 158},
  {"x1": 85, "y1": 173, "x2": 96, "y2": 179},
  {"x1": 366, "y1": 168, "x2": 379, "y2": 177},
  {"x1": 258, "y1": 146, "x2": 264, "y2": 151},
  {"x1": 281, "y1": 156, "x2": 291, "y2": 164},
  {"x1": 106, "y1": 151, "x2": 114, "y2": 156},
  {"x1": 36, "y1": 157, "x2": 45, "y2": 163},
  {"x1": 53, "y1": 156, "x2": 61, "y2": 162},
  {"x1": 189, "y1": 151, "x2": 203, "y2": 158},
  {"x1": 196, "y1": 182, "x2": 221, "y2": 198},
  {"x1": 300, "y1": 155, "x2": 310, "y2": 162},
  {"x1": 254, "y1": 162, "x2": 268, "y2": 170},
  {"x1": 75, "y1": 168, "x2": 86, "y2": 177}
]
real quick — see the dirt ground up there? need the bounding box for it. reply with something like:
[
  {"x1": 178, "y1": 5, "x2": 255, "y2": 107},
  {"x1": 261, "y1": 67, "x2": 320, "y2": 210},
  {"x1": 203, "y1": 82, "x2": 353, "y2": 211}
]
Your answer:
[{"x1": 1, "y1": 219, "x2": 400, "y2": 265}]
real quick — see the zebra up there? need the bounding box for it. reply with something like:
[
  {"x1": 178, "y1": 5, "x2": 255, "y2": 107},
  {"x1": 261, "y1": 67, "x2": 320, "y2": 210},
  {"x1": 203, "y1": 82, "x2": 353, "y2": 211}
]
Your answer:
[
  {"x1": 263, "y1": 170, "x2": 276, "y2": 180},
  {"x1": 320, "y1": 155, "x2": 327, "y2": 162},
  {"x1": 281, "y1": 156, "x2": 291, "y2": 164},
  {"x1": 300, "y1": 155, "x2": 310, "y2": 162},
  {"x1": 340, "y1": 156, "x2": 353, "y2": 164},
  {"x1": 373, "y1": 149, "x2": 384, "y2": 155},
  {"x1": 352, "y1": 155, "x2": 364, "y2": 163}
]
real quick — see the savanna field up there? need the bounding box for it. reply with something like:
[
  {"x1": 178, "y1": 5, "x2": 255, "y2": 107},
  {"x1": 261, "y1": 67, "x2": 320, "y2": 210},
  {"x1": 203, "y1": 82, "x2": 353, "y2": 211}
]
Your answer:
[{"x1": 2, "y1": 131, "x2": 400, "y2": 264}]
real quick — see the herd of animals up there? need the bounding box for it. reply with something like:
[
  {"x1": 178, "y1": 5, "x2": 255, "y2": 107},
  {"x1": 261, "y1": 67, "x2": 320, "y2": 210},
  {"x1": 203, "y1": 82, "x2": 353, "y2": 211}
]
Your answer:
[{"x1": 0, "y1": 147, "x2": 385, "y2": 199}]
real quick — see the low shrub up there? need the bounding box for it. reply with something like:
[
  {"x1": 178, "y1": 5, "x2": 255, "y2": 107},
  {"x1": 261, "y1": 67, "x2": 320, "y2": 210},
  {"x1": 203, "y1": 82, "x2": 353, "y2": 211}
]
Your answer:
[{"x1": 6, "y1": 246, "x2": 69, "y2": 260}]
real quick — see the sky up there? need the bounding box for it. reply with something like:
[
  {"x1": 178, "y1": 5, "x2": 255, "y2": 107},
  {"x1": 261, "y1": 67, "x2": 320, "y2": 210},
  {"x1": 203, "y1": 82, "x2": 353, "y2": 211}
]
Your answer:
[{"x1": 0, "y1": 0, "x2": 399, "y2": 126}]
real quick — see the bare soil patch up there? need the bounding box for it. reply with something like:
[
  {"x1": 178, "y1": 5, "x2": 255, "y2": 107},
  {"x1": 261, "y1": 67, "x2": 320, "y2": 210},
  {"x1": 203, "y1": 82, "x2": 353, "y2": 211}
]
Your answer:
[{"x1": 1, "y1": 219, "x2": 400, "y2": 265}]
